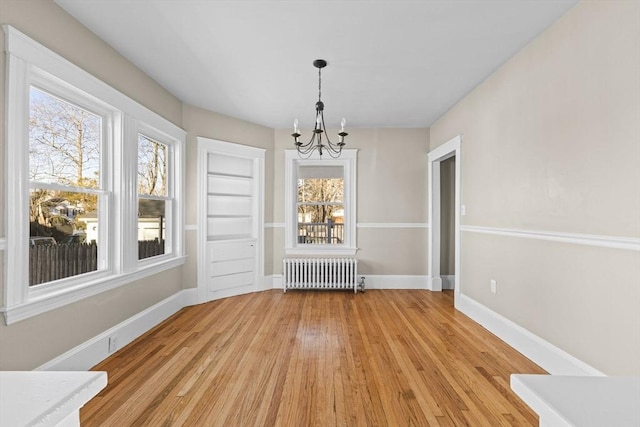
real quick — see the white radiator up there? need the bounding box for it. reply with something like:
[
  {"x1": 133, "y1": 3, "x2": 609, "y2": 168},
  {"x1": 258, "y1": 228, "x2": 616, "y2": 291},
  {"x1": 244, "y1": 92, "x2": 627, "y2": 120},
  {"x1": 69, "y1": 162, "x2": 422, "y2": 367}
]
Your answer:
[{"x1": 283, "y1": 258, "x2": 358, "y2": 293}]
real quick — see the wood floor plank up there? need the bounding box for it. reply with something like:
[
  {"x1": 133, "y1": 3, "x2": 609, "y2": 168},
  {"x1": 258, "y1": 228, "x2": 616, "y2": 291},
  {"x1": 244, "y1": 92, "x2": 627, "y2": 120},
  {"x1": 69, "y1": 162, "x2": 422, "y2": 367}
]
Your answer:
[{"x1": 82, "y1": 290, "x2": 545, "y2": 426}]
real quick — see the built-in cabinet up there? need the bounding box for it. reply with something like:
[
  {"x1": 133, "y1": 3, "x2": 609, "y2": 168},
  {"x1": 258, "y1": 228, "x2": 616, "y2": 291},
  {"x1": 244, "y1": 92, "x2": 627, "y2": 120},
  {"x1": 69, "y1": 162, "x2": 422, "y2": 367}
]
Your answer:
[
  {"x1": 206, "y1": 154, "x2": 255, "y2": 241},
  {"x1": 197, "y1": 138, "x2": 264, "y2": 303}
]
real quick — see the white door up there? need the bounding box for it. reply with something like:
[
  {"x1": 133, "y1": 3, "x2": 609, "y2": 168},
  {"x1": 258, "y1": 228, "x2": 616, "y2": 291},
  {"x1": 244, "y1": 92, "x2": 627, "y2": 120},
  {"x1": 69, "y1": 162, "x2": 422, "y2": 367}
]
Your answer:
[{"x1": 197, "y1": 138, "x2": 265, "y2": 303}]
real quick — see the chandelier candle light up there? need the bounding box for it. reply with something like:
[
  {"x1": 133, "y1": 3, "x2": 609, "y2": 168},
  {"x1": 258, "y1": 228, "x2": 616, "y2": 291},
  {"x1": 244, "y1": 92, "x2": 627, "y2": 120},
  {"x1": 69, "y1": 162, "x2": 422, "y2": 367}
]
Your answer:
[{"x1": 292, "y1": 59, "x2": 348, "y2": 158}]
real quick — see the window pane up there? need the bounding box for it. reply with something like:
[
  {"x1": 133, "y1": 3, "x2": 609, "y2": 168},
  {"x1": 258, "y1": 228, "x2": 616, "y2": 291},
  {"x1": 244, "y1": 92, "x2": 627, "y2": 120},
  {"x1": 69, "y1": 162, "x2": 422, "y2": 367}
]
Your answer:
[
  {"x1": 138, "y1": 199, "x2": 166, "y2": 259},
  {"x1": 297, "y1": 172, "x2": 344, "y2": 245},
  {"x1": 138, "y1": 134, "x2": 168, "y2": 196},
  {"x1": 29, "y1": 189, "x2": 99, "y2": 286},
  {"x1": 29, "y1": 87, "x2": 101, "y2": 188},
  {"x1": 297, "y1": 204, "x2": 344, "y2": 244},
  {"x1": 297, "y1": 178, "x2": 344, "y2": 203}
]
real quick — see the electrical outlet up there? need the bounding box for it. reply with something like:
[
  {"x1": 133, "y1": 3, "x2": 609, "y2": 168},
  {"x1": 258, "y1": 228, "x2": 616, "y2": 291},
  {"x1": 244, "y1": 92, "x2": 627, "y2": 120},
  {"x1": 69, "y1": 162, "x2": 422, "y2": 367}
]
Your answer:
[
  {"x1": 490, "y1": 279, "x2": 497, "y2": 294},
  {"x1": 108, "y1": 335, "x2": 118, "y2": 353}
]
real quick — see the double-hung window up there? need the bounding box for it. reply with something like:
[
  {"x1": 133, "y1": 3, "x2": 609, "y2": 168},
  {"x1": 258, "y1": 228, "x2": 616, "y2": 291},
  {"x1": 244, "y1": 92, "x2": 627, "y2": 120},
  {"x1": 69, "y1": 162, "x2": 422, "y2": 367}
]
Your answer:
[
  {"x1": 3, "y1": 26, "x2": 185, "y2": 324},
  {"x1": 28, "y1": 85, "x2": 109, "y2": 285},
  {"x1": 284, "y1": 150, "x2": 357, "y2": 255}
]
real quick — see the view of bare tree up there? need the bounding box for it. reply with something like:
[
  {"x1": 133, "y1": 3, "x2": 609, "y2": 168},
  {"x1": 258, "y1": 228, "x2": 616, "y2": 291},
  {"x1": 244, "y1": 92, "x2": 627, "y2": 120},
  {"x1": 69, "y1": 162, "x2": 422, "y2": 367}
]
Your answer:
[
  {"x1": 29, "y1": 87, "x2": 100, "y2": 188},
  {"x1": 138, "y1": 134, "x2": 167, "y2": 196},
  {"x1": 297, "y1": 178, "x2": 344, "y2": 223}
]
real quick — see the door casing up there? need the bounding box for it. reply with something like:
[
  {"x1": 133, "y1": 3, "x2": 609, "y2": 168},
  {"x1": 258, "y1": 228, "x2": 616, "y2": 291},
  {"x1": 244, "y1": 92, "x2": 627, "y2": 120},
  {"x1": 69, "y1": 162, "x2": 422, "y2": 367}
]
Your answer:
[{"x1": 427, "y1": 135, "x2": 462, "y2": 302}]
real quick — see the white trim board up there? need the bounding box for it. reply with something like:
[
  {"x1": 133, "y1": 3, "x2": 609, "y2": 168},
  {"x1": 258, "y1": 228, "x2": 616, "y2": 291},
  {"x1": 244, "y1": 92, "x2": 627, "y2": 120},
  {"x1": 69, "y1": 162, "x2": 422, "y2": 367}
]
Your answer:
[
  {"x1": 462, "y1": 225, "x2": 640, "y2": 252},
  {"x1": 268, "y1": 223, "x2": 429, "y2": 229},
  {"x1": 37, "y1": 289, "x2": 198, "y2": 371},
  {"x1": 0, "y1": 238, "x2": 5, "y2": 251},
  {"x1": 455, "y1": 294, "x2": 604, "y2": 376},
  {"x1": 355, "y1": 275, "x2": 428, "y2": 290},
  {"x1": 267, "y1": 274, "x2": 284, "y2": 289},
  {"x1": 357, "y1": 223, "x2": 428, "y2": 228}
]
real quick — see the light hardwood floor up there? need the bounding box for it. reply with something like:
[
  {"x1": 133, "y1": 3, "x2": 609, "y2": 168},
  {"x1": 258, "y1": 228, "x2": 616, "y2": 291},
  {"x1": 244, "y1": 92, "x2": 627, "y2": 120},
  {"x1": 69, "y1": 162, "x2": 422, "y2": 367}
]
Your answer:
[{"x1": 82, "y1": 290, "x2": 545, "y2": 426}]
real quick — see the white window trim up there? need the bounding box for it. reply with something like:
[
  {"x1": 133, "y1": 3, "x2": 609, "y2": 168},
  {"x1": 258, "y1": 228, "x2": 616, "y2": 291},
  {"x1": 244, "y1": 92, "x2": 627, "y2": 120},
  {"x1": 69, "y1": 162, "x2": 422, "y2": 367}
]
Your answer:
[
  {"x1": 2, "y1": 25, "x2": 186, "y2": 325},
  {"x1": 284, "y1": 149, "x2": 357, "y2": 256}
]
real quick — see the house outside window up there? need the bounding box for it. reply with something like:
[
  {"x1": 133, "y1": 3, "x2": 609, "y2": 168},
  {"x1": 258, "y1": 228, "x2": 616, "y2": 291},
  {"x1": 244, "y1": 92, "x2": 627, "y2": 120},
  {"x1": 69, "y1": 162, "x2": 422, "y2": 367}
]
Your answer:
[{"x1": 284, "y1": 150, "x2": 357, "y2": 256}]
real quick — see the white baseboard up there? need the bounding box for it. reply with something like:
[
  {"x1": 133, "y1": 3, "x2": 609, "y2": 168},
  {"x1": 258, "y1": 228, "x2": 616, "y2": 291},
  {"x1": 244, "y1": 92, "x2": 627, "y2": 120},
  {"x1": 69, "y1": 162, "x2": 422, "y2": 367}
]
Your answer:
[
  {"x1": 36, "y1": 288, "x2": 198, "y2": 371},
  {"x1": 455, "y1": 294, "x2": 604, "y2": 376},
  {"x1": 361, "y1": 275, "x2": 428, "y2": 290},
  {"x1": 268, "y1": 274, "x2": 427, "y2": 290},
  {"x1": 441, "y1": 275, "x2": 455, "y2": 290},
  {"x1": 267, "y1": 274, "x2": 283, "y2": 289}
]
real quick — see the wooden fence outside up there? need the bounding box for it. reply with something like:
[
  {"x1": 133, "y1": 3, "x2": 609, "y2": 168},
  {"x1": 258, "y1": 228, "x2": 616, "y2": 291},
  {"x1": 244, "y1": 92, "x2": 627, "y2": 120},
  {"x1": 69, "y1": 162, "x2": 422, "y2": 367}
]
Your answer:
[
  {"x1": 29, "y1": 240, "x2": 165, "y2": 286},
  {"x1": 139, "y1": 239, "x2": 165, "y2": 259}
]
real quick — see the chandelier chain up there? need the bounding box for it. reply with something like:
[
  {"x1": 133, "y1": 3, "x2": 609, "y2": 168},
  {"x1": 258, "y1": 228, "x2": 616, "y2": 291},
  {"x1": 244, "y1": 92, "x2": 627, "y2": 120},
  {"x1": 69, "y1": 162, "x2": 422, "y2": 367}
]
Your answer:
[{"x1": 318, "y1": 67, "x2": 322, "y2": 102}]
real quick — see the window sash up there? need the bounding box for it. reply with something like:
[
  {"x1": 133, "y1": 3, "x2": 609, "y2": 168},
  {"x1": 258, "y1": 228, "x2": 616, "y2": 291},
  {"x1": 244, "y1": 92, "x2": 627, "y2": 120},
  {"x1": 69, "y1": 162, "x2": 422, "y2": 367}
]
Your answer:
[{"x1": 29, "y1": 181, "x2": 107, "y2": 196}]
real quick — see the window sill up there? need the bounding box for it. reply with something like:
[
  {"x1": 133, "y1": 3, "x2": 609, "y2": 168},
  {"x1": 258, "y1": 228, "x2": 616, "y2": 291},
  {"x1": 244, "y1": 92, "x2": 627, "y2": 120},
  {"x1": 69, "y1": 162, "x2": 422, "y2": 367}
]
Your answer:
[
  {"x1": 284, "y1": 246, "x2": 358, "y2": 257},
  {"x1": 1, "y1": 256, "x2": 186, "y2": 325}
]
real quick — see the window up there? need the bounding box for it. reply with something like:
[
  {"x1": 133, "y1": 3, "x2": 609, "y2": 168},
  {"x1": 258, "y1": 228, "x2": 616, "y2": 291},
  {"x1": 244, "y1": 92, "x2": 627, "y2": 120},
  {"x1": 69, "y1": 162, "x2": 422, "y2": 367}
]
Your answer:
[
  {"x1": 137, "y1": 133, "x2": 171, "y2": 260},
  {"x1": 284, "y1": 150, "x2": 357, "y2": 255},
  {"x1": 3, "y1": 26, "x2": 185, "y2": 324},
  {"x1": 297, "y1": 166, "x2": 344, "y2": 244},
  {"x1": 28, "y1": 86, "x2": 107, "y2": 285}
]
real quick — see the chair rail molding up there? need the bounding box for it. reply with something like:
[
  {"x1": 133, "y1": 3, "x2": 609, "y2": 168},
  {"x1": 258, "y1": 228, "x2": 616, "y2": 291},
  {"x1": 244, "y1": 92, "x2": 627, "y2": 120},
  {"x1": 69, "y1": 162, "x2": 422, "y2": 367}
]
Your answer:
[
  {"x1": 357, "y1": 223, "x2": 429, "y2": 228},
  {"x1": 461, "y1": 225, "x2": 640, "y2": 251}
]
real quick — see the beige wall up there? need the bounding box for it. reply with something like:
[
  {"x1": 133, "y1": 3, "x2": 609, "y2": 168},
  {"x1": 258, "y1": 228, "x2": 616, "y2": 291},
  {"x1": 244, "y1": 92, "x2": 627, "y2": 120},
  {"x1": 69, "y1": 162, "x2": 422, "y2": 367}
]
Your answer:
[
  {"x1": 430, "y1": 0, "x2": 640, "y2": 374},
  {"x1": 181, "y1": 104, "x2": 275, "y2": 284},
  {"x1": 273, "y1": 127, "x2": 430, "y2": 275},
  {"x1": 0, "y1": 0, "x2": 184, "y2": 370}
]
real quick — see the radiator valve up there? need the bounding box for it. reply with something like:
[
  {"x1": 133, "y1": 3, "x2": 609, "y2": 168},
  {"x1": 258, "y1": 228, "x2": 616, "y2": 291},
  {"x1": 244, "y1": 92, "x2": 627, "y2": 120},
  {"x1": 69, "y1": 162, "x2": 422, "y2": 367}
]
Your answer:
[{"x1": 358, "y1": 276, "x2": 366, "y2": 293}]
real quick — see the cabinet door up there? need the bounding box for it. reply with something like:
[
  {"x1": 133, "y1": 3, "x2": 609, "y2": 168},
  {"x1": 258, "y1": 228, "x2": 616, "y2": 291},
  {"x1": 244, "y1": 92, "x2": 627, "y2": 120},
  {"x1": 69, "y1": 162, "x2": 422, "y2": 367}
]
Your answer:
[{"x1": 206, "y1": 239, "x2": 256, "y2": 299}]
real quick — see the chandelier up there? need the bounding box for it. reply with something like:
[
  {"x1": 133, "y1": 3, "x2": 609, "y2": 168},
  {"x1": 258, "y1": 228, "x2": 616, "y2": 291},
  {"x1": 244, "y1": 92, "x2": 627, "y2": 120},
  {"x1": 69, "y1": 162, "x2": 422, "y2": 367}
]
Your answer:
[{"x1": 292, "y1": 59, "x2": 348, "y2": 158}]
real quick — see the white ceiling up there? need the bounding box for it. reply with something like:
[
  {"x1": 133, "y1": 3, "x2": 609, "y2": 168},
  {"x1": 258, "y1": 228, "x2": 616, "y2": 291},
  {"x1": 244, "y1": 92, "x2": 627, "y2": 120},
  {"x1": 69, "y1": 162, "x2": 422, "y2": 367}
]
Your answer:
[{"x1": 55, "y1": 0, "x2": 577, "y2": 130}]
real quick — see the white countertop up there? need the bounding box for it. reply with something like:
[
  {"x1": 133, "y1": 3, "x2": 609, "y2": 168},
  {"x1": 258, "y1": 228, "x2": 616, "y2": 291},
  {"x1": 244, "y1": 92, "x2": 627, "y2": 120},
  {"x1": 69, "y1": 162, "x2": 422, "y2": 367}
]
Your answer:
[
  {"x1": 0, "y1": 371, "x2": 107, "y2": 427},
  {"x1": 511, "y1": 374, "x2": 640, "y2": 427}
]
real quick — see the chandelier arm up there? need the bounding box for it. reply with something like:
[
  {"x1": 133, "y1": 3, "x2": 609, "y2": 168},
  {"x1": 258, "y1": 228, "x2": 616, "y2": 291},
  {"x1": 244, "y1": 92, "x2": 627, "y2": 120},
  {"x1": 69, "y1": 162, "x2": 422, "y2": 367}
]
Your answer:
[
  {"x1": 319, "y1": 110, "x2": 339, "y2": 149},
  {"x1": 298, "y1": 132, "x2": 317, "y2": 153}
]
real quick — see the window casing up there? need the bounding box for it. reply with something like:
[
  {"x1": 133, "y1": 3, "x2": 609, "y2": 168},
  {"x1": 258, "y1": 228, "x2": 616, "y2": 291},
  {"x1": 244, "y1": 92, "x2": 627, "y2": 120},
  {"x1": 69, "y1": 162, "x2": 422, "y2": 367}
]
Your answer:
[
  {"x1": 3, "y1": 26, "x2": 185, "y2": 324},
  {"x1": 284, "y1": 150, "x2": 357, "y2": 255}
]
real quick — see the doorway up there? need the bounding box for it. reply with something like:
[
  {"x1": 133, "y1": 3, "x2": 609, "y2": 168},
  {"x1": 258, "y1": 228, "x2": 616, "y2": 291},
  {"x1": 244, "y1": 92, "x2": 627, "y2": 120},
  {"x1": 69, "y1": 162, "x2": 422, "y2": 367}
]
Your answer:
[
  {"x1": 428, "y1": 135, "x2": 461, "y2": 302},
  {"x1": 197, "y1": 137, "x2": 265, "y2": 303}
]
